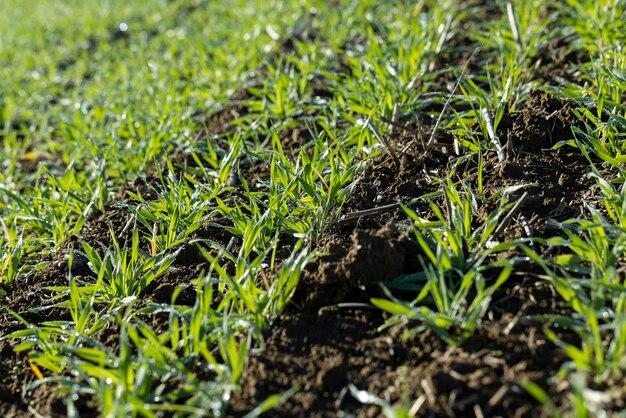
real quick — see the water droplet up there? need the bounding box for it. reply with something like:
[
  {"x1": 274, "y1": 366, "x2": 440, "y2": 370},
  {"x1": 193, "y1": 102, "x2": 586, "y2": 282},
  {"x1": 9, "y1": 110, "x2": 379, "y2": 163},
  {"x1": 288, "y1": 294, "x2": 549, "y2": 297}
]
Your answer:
[{"x1": 119, "y1": 23, "x2": 128, "y2": 32}]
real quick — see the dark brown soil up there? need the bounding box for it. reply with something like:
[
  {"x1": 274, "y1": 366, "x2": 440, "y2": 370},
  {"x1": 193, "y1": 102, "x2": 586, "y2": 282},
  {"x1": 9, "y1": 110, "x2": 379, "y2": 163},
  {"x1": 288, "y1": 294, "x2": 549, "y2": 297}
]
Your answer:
[
  {"x1": 1, "y1": 4, "x2": 619, "y2": 418},
  {"x1": 0, "y1": 263, "x2": 76, "y2": 418},
  {"x1": 225, "y1": 90, "x2": 596, "y2": 417},
  {"x1": 228, "y1": 285, "x2": 569, "y2": 418}
]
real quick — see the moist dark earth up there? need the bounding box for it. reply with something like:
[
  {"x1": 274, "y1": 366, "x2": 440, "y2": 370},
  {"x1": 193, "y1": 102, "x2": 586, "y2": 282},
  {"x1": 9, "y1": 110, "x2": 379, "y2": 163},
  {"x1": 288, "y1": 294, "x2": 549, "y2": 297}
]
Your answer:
[{"x1": 2, "y1": 4, "x2": 624, "y2": 418}]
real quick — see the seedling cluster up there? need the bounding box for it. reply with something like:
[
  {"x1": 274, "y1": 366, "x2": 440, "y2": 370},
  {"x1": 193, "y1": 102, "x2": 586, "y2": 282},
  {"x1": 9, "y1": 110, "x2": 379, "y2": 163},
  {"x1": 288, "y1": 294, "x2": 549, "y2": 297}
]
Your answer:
[{"x1": 1, "y1": 0, "x2": 626, "y2": 416}]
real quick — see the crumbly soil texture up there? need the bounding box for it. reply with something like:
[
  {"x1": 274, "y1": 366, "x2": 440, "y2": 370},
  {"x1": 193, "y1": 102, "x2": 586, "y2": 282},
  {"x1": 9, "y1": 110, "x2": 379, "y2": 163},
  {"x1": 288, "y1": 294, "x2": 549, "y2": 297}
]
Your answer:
[
  {"x1": 228, "y1": 93, "x2": 600, "y2": 417},
  {"x1": 1, "y1": 6, "x2": 621, "y2": 418}
]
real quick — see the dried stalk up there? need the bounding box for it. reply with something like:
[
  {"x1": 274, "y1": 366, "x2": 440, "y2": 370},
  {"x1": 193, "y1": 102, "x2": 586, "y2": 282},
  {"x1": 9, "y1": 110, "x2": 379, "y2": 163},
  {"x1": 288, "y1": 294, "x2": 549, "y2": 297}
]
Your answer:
[
  {"x1": 365, "y1": 118, "x2": 400, "y2": 166},
  {"x1": 427, "y1": 39, "x2": 487, "y2": 149},
  {"x1": 506, "y1": 2, "x2": 523, "y2": 50},
  {"x1": 339, "y1": 202, "x2": 402, "y2": 222},
  {"x1": 492, "y1": 191, "x2": 528, "y2": 239},
  {"x1": 390, "y1": 103, "x2": 399, "y2": 136},
  {"x1": 481, "y1": 107, "x2": 507, "y2": 162}
]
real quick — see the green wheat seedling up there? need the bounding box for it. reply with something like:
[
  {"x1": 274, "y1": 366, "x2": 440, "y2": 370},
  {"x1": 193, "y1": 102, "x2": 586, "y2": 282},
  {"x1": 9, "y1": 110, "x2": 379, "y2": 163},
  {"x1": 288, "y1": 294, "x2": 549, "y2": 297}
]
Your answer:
[
  {"x1": 0, "y1": 0, "x2": 298, "y2": 259},
  {"x1": 215, "y1": 128, "x2": 360, "y2": 257},
  {"x1": 123, "y1": 162, "x2": 220, "y2": 254},
  {"x1": 559, "y1": 0, "x2": 626, "y2": 66},
  {"x1": 524, "y1": 260, "x2": 622, "y2": 379},
  {"x1": 569, "y1": 106, "x2": 626, "y2": 170},
  {"x1": 336, "y1": 0, "x2": 459, "y2": 121},
  {"x1": 556, "y1": 0, "x2": 626, "y2": 173},
  {"x1": 7, "y1": 242, "x2": 310, "y2": 417},
  {"x1": 453, "y1": 72, "x2": 512, "y2": 156},
  {"x1": 373, "y1": 180, "x2": 523, "y2": 344},
  {"x1": 246, "y1": 60, "x2": 312, "y2": 123},
  {"x1": 475, "y1": 0, "x2": 553, "y2": 107},
  {"x1": 0, "y1": 219, "x2": 36, "y2": 287},
  {"x1": 3, "y1": 0, "x2": 626, "y2": 415},
  {"x1": 78, "y1": 228, "x2": 177, "y2": 301},
  {"x1": 8, "y1": 243, "x2": 310, "y2": 417},
  {"x1": 0, "y1": 164, "x2": 107, "y2": 249},
  {"x1": 525, "y1": 176, "x2": 626, "y2": 381},
  {"x1": 587, "y1": 61, "x2": 626, "y2": 112},
  {"x1": 6, "y1": 261, "x2": 121, "y2": 379},
  {"x1": 184, "y1": 132, "x2": 245, "y2": 190},
  {"x1": 136, "y1": 240, "x2": 312, "y2": 375},
  {"x1": 525, "y1": 372, "x2": 614, "y2": 418},
  {"x1": 23, "y1": 314, "x2": 234, "y2": 418},
  {"x1": 451, "y1": 0, "x2": 556, "y2": 155},
  {"x1": 265, "y1": 130, "x2": 362, "y2": 238},
  {"x1": 564, "y1": 65, "x2": 626, "y2": 171},
  {"x1": 199, "y1": 237, "x2": 312, "y2": 333}
]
